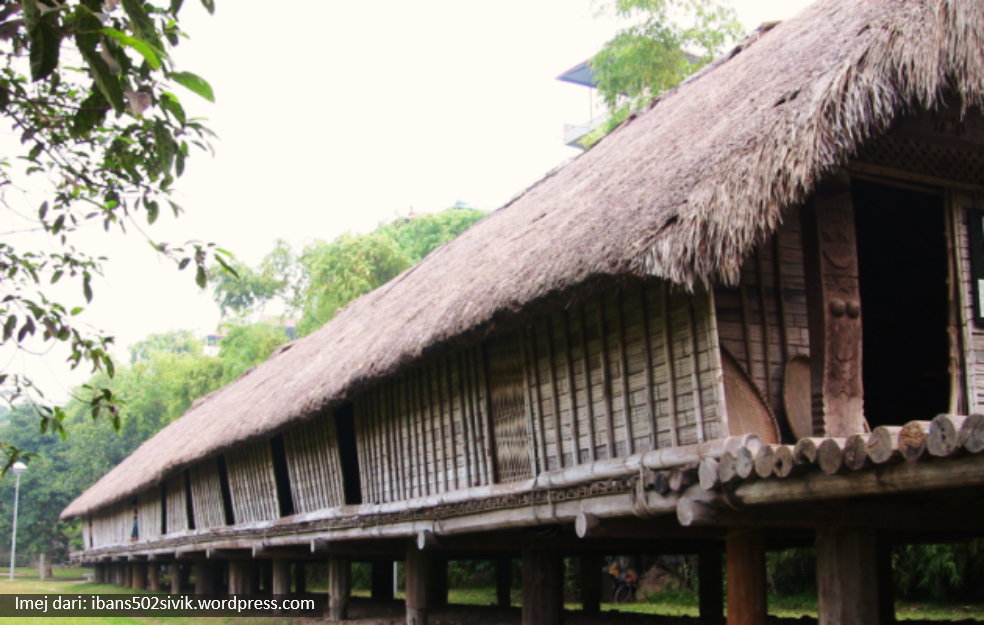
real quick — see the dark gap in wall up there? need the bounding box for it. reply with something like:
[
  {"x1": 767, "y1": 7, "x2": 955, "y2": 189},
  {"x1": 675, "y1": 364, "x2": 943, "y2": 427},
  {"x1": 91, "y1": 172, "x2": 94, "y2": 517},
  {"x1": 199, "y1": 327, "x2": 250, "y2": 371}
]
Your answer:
[
  {"x1": 335, "y1": 402, "x2": 363, "y2": 505},
  {"x1": 183, "y1": 469, "x2": 196, "y2": 530},
  {"x1": 270, "y1": 434, "x2": 296, "y2": 517},
  {"x1": 216, "y1": 455, "x2": 235, "y2": 526},
  {"x1": 160, "y1": 483, "x2": 168, "y2": 535},
  {"x1": 853, "y1": 178, "x2": 950, "y2": 427}
]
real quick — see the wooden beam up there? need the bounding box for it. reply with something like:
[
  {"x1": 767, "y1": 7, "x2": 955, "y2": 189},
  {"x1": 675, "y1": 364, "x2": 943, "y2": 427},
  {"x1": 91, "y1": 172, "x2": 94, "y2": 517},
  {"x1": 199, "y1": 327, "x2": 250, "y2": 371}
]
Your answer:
[
  {"x1": 522, "y1": 548, "x2": 563, "y2": 625},
  {"x1": 726, "y1": 530, "x2": 766, "y2": 625},
  {"x1": 816, "y1": 528, "x2": 880, "y2": 624},
  {"x1": 802, "y1": 169, "x2": 865, "y2": 437}
]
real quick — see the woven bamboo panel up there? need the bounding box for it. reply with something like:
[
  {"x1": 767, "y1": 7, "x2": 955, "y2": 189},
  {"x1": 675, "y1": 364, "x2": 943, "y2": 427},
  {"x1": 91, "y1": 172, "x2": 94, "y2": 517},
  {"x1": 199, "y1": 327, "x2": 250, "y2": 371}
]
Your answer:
[
  {"x1": 524, "y1": 280, "x2": 723, "y2": 472},
  {"x1": 165, "y1": 474, "x2": 188, "y2": 534},
  {"x1": 486, "y1": 333, "x2": 535, "y2": 483},
  {"x1": 952, "y1": 193, "x2": 983, "y2": 413},
  {"x1": 189, "y1": 458, "x2": 226, "y2": 529},
  {"x1": 856, "y1": 135, "x2": 984, "y2": 185},
  {"x1": 90, "y1": 504, "x2": 128, "y2": 547},
  {"x1": 136, "y1": 489, "x2": 162, "y2": 541},
  {"x1": 715, "y1": 213, "x2": 809, "y2": 436},
  {"x1": 284, "y1": 412, "x2": 345, "y2": 513},
  {"x1": 226, "y1": 441, "x2": 280, "y2": 523}
]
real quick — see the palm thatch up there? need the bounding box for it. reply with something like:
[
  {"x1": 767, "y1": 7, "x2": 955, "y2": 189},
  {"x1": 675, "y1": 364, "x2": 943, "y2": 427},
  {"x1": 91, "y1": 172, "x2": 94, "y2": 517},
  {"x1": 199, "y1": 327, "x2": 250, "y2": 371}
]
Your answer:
[{"x1": 62, "y1": 0, "x2": 984, "y2": 518}]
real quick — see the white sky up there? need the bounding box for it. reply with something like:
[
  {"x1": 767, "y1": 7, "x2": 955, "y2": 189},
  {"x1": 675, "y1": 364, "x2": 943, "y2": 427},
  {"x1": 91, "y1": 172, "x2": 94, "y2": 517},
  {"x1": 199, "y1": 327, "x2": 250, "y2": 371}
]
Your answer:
[{"x1": 4, "y1": 0, "x2": 815, "y2": 403}]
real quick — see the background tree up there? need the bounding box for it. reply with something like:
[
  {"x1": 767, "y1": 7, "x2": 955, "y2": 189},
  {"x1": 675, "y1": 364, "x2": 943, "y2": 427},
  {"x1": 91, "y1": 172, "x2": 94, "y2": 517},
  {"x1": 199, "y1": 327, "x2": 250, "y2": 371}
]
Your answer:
[
  {"x1": 582, "y1": 0, "x2": 743, "y2": 147},
  {"x1": 0, "y1": 0, "x2": 226, "y2": 469}
]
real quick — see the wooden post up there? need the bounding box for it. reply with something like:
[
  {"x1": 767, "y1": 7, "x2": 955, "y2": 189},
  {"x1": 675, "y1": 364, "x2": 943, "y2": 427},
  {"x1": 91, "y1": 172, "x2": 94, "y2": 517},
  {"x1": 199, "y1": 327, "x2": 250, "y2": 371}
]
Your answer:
[
  {"x1": 170, "y1": 562, "x2": 185, "y2": 594},
  {"x1": 521, "y1": 549, "x2": 563, "y2": 625},
  {"x1": 194, "y1": 561, "x2": 217, "y2": 595},
  {"x1": 125, "y1": 562, "x2": 135, "y2": 588},
  {"x1": 877, "y1": 540, "x2": 896, "y2": 624},
  {"x1": 132, "y1": 562, "x2": 147, "y2": 590},
  {"x1": 148, "y1": 563, "x2": 160, "y2": 591},
  {"x1": 428, "y1": 557, "x2": 449, "y2": 608},
  {"x1": 816, "y1": 528, "x2": 880, "y2": 624},
  {"x1": 726, "y1": 530, "x2": 767, "y2": 625},
  {"x1": 228, "y1": 561, "x2": 256, "y2": 595},
  {"x1": 295, "y1": 562, "x2": 307, "y2": 594},
  {"x1": 271, "y1": 559, "x2": 291, "y2": 595},
  {"x1": 372, "y1": 560, "x2": 395, "y2": 601},
  {"x1": 802, "y1": 170, "x2": 866, "y2": 437},
  {"x1": 406, "y1": 543, "x2": 433, "y2": 625},
  {"x1": 578, "y1": 555, "x2": 602, "y2": 615},
  {"x1": 94, "y1": 563, "x2": 104, "y2": 583},
  {"x1": 327, "y1": 556, "x2": 351, "y2": 621},
  {"x1": 260, "y1": 561, "x2": 273, "y2": 593},
  {"x1": 496, "y1": 558, "x2": 513, "y2": 609},
  {"x1": 699, "y1": 549, "x2": 725, "y2": 625}
]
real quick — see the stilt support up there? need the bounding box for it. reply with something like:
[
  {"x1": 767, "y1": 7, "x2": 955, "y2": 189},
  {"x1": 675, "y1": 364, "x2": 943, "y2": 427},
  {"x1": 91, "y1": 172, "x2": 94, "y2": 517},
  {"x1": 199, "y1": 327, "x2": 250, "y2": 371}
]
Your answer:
[
  {"x1": 496, "y1": 558, "x2": 513, "y2": 609},
  {"x1": 578, "y1": 555, "x2": 601, "y2": 614},
  {"x1": 328, "y1": 556, "x2": 351, "y2": 621},
  {"x1": 148, "y1": 563, "x2": 160, "y2": 591},
  {"x1": 371, "y1": 560, "x2": 395, "y2": 601},
  {"x1": 131, "y1": 562, "x2": 147, "y2": 590},
  {"x1": 170, "y1": 562, "x2": 186, "y2": 594},
  {"x1": 271, "y1": 559, "x2": 290, "y2": 595},
  {"x1": 521, "y1": 549, "x2": 563, "y2": 625},
  {"x1": 726, "y1": 530, "x2": 766, "y2": 625},
  {"x1": 700, "y1": 549, "x2": 725, "y2": 625},
  {"x1": 194, "y1": 561, "x2": 218, "y2": 595},
  {"x1": 228, "y1": 561, "x2": 257, "y2": 595},
  {"x1": 816, "y1": 528, "x2": 880, "y2": 624},
  {"x1": 405, "y1": 543, "x2": 432, "y2": 625}
]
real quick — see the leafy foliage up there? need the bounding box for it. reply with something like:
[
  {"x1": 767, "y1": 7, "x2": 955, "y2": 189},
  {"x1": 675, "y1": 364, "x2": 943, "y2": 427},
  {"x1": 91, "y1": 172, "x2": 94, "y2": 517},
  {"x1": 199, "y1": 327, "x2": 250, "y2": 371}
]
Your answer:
[
  {"x1": 218, "y1": 319, "x2": 291, "y2": 384},
  {"x1": 582, "y1": 0, "x2": 742, "y2": 147},
  {"x1": 0, "y1": 0, "x2": 224, "y2": 470}
]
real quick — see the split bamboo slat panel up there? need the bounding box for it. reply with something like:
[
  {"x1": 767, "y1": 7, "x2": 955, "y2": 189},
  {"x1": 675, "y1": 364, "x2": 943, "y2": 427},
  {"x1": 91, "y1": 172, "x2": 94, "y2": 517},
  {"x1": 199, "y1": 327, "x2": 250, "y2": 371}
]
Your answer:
[
  {"x1": 714, "y1": 213, "x2": 810, "y2": 431},
  {"x1": 189, "y1": 458, "x2": 226, "y2": 529},
  {"x1": 226, "y1": 441, "x2": 280, "y2": 524},
  {"x1": 165, "y1": 474, "x2": 189, "y2": 535},
  {"x1": 524, "y1": 281, "x2": 724, "y2": 471},
  {"x1": 284, "y1": 411, "x2": 345, "y2": 513},
  {"x1": 137, "y1": 488, "x2": 162, "y2": 541},
  {"x1": 355, "y1": 345, "x2": 494, "y2": 504},
  {"x1": 951, "y1": 191, "x2": 984, "y2": 414},
  {"x1": 91, "y1": 503, "x2": 129, "y2": 547}
]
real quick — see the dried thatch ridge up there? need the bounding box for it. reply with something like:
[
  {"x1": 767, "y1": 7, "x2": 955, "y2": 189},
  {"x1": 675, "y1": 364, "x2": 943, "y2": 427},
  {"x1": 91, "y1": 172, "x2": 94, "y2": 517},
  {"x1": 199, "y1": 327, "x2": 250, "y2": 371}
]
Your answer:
[{"x1": 62, "y1": 0, "x2": 984, "y2": 518}]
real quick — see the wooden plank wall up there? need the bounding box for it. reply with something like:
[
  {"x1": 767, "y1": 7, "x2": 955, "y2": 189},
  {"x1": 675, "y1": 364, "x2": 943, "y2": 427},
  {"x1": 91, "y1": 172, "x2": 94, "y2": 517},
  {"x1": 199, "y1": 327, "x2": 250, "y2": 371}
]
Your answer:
[
  {"x1": 226, "y1": 441, "x2": 280, "y2": 524},
  {"x1": 190, "y1": 458, "x2": 226, "y2": 529},
  {"x1": 355, "y1": 345, "x2": 492, "y2": 504},
  {"x1": 951, "y1": 190, "x2": 983, "y2": 413},
  {"x1": 284, "y1": 413, "x2": 346, "y2": 513},
  {"x1": 714, "y1": 212, "x2": 810, "y2": 430},
  {"x1": 137, "y1": 489, "x2": 162, "y2": 541},
  {"x1": 525, "y1": 281, "x2": 723, "y2": 471},
  {"x1": 91, "y1": 502, "x2": 129, "y2": 547},
  {"x1": 166, "y1": 474, "x2": 189, "y2": 535}
]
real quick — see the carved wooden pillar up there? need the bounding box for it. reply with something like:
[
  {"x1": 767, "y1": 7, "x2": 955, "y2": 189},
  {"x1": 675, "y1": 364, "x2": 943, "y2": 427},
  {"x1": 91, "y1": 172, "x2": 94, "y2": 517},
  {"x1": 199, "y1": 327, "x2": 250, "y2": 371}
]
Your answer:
[{"x1": 803, "y1": 169, "x2": 866, "y2": 436}]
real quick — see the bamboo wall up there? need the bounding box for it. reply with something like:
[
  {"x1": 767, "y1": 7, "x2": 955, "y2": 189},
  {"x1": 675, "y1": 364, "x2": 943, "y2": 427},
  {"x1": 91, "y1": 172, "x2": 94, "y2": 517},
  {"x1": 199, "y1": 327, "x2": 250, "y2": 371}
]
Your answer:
[
  {"x1": 714, "y1": 212, "x2": 810, "y2": 431},
  {"x1": 284, "y1": 412, "x2": 346, "y2": 513},
  {"x1": 355, "y1": 345, "x2": 492, "y2": 503},
  {"x1": 951, "y1": 190, "x2": 984, "y2": 414},
  {"x1": 190, "y1": 458, "x2": 227, "y2": 529},
  {"x1": 136, "y1": 488, "x2": 162, "y2": 541},
  {"x1": 90, "y1": 502, "x2": 129, "y2": 548},
  {"x1": 165, "y1": 473, "x2": 189, "y2": 535},
  {"x1": 226, "y1": 441, "x2": 280, "y2": 524}
]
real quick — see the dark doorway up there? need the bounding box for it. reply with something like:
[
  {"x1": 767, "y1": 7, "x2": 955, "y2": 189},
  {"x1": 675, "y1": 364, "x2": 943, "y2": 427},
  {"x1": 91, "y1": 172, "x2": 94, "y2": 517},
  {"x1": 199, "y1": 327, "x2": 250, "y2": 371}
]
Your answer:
[
  {"x1": 335, "y1": 402, "x2": 363, "y2": 505},
  {"x1": 852, "y1": 178, "x2": 950, "y2": 428}
]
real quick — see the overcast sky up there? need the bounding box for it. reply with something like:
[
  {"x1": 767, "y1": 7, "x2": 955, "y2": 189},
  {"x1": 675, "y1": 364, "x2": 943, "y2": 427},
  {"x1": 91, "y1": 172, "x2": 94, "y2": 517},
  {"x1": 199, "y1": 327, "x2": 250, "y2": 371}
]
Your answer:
[{"x1": 4, "y1": 0, "x2": 816, "y2": 402}]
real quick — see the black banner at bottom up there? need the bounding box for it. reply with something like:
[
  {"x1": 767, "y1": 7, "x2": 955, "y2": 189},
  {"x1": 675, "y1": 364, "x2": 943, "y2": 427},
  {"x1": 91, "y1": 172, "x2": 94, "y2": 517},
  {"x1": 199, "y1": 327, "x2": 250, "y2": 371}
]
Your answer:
[{"x1": 0, "y1": 593, "x2": 324, "y2": 617}]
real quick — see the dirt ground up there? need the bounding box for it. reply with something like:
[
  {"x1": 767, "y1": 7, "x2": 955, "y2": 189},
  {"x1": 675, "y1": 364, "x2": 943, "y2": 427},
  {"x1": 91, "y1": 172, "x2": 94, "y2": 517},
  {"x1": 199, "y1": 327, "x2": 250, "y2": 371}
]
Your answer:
[{"x1": 296, "y1": 598, "x2": 981, "y2": 625}]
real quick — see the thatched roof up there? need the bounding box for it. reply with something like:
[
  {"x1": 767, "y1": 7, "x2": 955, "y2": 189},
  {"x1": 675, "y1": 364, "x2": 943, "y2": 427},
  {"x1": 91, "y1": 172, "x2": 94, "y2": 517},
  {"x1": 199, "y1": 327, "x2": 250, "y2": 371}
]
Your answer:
[{"x1": 62, "y1": 0, "x2": 984, "y2": 518}]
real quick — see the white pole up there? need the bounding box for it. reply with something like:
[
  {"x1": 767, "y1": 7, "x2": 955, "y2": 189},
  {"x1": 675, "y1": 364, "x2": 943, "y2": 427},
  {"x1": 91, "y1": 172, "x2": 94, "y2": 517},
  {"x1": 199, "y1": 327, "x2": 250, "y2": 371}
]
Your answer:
[{"x1": 9, "y1": 472, "x2": 21, "y2": 581}]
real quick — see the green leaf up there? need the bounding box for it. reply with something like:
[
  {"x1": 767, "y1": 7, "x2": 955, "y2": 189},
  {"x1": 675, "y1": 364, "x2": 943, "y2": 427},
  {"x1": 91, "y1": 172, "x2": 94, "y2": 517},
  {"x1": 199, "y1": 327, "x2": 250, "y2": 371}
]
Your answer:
[
  {"x1": 28, "y1": 17, "x2": 61, "y2": 82},
  {"x1": 195, "y1": 265, "x2": 207, "y2": 289},
  {"x1": 160, "y1": 91, "x2": 186, "y2": 125},
  {"x1": 178, "y1": 258, "x2": 190, "y2": 270},
  {"x1": 121, "y1": 0, "x2": 162, "y2": 51},
  {"x1": 168, "y1": 71, "x2": 215, "y2": 102},
  {"x1": 74, "y1": 6, "x2": 126, "y2": 114},
  {"x1": 0, "y1": 82, "x2": 9, "y2": 113},
  {"x1": 83, "y1": 273, "x2": 93, "y2": 303},
  {"x1": 3, "y1": 315, "x2": 16, "y2": 342},
  {"x1": 153, "y1": 121, "x2": 175, "y2": 175},
  {"x1": 71, "y1": 87, "x2": 110, "y2": 138},
  {"x1": 170, "y1": 0, "x2": 185, "y2": 15},
  {"x1": 70, "y1": 307, "x2": 83, "y2": 316},
  {"x1": 201, "y1": 0, "x2": 215, "y2": 15},
  {"x1": 146, "y1": 199, "x2": 159, "y2": 224},
  {"x1": 101, "y1": 28, "x2": 164, "y2": 70}
]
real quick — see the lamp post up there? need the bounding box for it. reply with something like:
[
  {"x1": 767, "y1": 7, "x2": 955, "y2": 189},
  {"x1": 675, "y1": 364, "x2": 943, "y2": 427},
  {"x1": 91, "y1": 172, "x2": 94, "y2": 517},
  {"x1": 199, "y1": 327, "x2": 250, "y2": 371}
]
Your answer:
[{"x1": 8, "y1": 461, "x2": 27, "y2": 581}]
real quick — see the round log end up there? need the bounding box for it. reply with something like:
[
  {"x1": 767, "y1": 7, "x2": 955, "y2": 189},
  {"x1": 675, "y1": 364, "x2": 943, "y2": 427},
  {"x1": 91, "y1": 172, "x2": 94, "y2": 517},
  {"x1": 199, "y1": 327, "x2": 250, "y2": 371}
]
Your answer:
[
  {"x1": 960, "y1": 414, "x2": 984, "y2": 454},
  {"x1": 928, "y1": 415, "x2": 964, "y2": 457},
  {"x1": 793, "y1": 438, "x2": 819, "y2": 465},
  {"x1": 718, "y1": 451, "x2": 739, "y2": 484},
  {"x1": 817, "y1": 438, "x2": 845, "y2": 475},
  {"x1": 773, "y1": 445, "x2": 795, "y2": 478},
  {"x1": 899, "y1": 420, "x2": 931, "y2": 462},
  {"x1": 843, "y1": 434, "x2": 870, "y2": 471},
  {"x1": 753, "y1": 445, "x2": 776, "y2": 479},
  {"x1": 575, "y1": 513, "x2": 600, "y2": 539},
  {"x1": 735, "y1": 447, "x2": 756, "y2": 479},
  {"x1": 699, "y1": 458, "x2": 720, "y2": 491}
]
